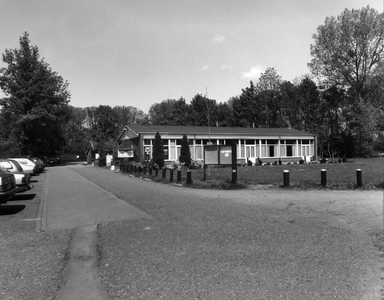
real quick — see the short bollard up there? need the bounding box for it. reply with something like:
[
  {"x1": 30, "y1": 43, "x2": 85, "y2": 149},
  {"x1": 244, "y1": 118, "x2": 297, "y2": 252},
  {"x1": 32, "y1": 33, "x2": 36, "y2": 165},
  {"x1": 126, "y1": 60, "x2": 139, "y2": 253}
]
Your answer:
[
  {"x1": 356, "y1": 169, "x2": 363, "y2": 187},
  {"x1": 283, "y1": 170, "x2": 290, "y2": 187},
  {"x1": 149, "y1": 167, "x2": 152, "y2": 176},
  {"x1": 169, "y1": 169, "x2": 174, "y2": 182},
  {"x1": 187, "y1": 170, "x2": 192, "y2": 184},
  {"x1": 177, "y1": 169, "x2": 181, "y2": 183},
  {"x1": 162, "y1": 168, "x2": 166, "y2": 179},
  {"x1": 155, "y1": 168, "x2": 158, "y2": 177},
  {"x1": 321, "y1": 169, "x2": 327, "y2": 187}
]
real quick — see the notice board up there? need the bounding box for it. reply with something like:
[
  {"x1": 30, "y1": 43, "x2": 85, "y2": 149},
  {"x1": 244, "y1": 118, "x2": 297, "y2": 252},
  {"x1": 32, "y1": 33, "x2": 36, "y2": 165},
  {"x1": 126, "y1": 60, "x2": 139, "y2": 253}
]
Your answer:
[{"x1": 204, "y1": 145, "x2": 232, "y2": 165}]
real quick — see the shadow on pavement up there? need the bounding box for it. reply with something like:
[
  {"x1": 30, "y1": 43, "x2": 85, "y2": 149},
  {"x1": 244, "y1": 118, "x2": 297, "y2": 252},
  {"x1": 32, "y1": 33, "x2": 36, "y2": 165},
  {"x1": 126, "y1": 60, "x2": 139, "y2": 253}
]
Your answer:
[
  {"x1": 0, "y1": 204, "x2": 26, "y2": 215},
  {"x1": 9, "y1": 193, "x2": 36, "y2": 201}
]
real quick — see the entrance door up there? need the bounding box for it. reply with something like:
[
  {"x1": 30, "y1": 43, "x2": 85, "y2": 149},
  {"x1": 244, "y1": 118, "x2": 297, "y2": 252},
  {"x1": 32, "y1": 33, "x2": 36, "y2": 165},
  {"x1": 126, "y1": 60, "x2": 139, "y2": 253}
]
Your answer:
[
  {"x1": 245, "y1": 145, "x2": 255, "y2": 163},
  {"x1": 302, "y1": 145, "x2": 311, "y2": 161},
  {"x1": 269, "y1": 146, "x2": 275, "y2": 157}
]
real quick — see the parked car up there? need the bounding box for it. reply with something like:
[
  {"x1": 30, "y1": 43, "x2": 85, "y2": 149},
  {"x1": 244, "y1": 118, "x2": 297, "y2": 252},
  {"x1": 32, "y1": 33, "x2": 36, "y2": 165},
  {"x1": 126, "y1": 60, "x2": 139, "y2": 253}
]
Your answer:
[
  {"x1": 31, "y1": 157, "x2": 47, "y2": 168},
  {"x1": 47, "y1": 157, "x2": 61, "y2": 166},
  {"x1": 0, "y1": 165, "x2": 32, "y2": 193},
  {"x1": 29, "y1": 157, "x2": 45, "y2": 172},
  {"x1": 0, "y1": 172, "x2": 17, "y2": 204},
  {"x1": 8, "y1": 158, "x2": 40, "y2": 174},
  {"x1": 3, "y1": 159, "x2": 34, "y2": 174}
]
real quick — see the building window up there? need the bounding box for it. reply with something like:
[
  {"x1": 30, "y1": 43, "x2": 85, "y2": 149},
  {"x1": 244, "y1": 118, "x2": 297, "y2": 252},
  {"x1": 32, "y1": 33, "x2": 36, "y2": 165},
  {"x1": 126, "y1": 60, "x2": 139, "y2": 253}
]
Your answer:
[
  {"x1": 287, "y1": 145, "x2": 293, "y2": 157},
  {"x1": 269, "y1": 145, "x2": 275, "y2": 157}
]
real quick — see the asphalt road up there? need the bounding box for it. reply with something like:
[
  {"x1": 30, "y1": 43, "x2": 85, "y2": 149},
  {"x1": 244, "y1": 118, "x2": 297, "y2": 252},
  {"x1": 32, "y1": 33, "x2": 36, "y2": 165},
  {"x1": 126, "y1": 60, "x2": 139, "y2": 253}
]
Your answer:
[
  {"x1": 69, "y1": 165, "x2": 382, "y2": 300},
  {"x1": 1, "y1": 164, "x2": 382, "y2": 300}
]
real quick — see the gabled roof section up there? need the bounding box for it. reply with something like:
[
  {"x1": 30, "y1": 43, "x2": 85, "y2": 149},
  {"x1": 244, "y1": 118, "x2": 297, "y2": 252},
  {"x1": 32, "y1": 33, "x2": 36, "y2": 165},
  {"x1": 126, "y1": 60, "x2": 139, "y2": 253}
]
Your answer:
[
  {"x1": 117, "y1": 125, "x2": 139, "y2": 141},
  {"x1": 86, "y1": 140, "x2": 99, "y2": 152},
  {"x1": 123, "y1": 124, "x2": 315, "y2": 137}
]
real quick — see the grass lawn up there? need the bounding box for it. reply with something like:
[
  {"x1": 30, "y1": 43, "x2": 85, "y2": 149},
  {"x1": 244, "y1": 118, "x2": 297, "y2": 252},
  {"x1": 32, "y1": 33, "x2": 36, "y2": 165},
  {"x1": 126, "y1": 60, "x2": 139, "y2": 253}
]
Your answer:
[
  {"x1": 181, "y1": 157, "x2": 384, "y2": 189},
  {"x1": 121, "y1": 157, "x2": 384, "y2": 190}
]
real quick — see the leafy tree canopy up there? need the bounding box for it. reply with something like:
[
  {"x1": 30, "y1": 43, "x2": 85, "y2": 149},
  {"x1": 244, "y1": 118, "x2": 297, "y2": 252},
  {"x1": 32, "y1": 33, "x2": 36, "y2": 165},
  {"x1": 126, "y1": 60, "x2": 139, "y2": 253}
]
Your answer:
[
  {"x1": 308, "y1": 6, "x2": 384, "y2": 101},
  {"x1": 0, "y1": 32, "x2": 71, "y2": 155}
]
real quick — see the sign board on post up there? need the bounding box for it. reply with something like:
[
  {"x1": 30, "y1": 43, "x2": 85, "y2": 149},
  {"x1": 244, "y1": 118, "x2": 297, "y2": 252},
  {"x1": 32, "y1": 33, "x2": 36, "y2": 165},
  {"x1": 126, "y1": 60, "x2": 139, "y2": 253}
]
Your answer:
[
  {"x1": 204, "y1": 145, "x2": 219, "y2": 165},
  {"x1": 204, "y1": 145, "x2": 232, "y2": 165},
  {"x1": 203, "y1": 142, "x2": 236, "y2": 182},
  {"x1": 118, "y1": 150, "x2": 134, "y2": 158}
]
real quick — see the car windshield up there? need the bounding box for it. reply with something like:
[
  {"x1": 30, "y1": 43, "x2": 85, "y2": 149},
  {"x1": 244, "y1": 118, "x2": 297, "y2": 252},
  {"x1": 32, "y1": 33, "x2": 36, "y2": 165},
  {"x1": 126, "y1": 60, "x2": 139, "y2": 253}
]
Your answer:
[{"x1": 10, "y1": 160, "x2": 23, "y2": 171}]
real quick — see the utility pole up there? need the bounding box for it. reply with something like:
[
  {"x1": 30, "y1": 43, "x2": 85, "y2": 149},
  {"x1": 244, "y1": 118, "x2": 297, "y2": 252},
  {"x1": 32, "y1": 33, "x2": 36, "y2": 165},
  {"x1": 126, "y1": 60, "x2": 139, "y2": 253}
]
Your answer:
[{"x1": 205, "y1": 86, "x2": 211, "y2": 142}]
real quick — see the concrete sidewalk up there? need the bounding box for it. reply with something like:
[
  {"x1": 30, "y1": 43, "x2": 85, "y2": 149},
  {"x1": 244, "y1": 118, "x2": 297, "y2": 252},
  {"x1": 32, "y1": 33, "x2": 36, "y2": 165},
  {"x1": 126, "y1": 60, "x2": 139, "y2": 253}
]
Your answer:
[{"x1": 36, "y1": 165, "x2": 151, "y2": 232}]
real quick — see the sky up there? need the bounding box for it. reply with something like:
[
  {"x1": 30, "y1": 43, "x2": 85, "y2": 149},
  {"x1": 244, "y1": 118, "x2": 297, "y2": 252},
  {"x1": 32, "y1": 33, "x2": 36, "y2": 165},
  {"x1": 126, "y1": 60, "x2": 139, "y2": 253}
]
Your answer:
[{"x1": 0, "y1": 0, "x2": 383, "y2": 113}]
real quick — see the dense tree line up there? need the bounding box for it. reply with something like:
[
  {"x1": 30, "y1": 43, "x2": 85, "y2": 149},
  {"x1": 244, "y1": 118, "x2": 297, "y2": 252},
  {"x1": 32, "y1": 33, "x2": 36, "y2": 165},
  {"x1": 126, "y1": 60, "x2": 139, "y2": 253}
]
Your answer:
[{"x1": 1, "y1": 6, "x2": 384, "y2": 158}]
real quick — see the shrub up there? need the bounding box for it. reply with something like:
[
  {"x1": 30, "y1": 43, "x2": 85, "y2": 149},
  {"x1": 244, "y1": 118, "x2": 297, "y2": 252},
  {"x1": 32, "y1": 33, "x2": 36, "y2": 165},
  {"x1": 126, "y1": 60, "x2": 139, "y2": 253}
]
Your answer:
[
  {"x1": 179, "y1": 134, "x2": 192, "y2": 167},
  {"x1": 152, "y1": 132, "x2": 165, "y2": 168},
  {"x1": 278, "y1": 158, "x2": 282, "y2": 165},
  {"x1": 247, "y1": 159, "x2": 253, "y2": 166},
  {"x1": 320, "y1": 158, "x2": 327, "y2": 164},
  {"x1": 299, "y1": 159, "x2": 305, "y2": 164},
  {"x1": 257, "y1": 157, "x2": 263, "y2": 166},
  {"x1": 342, "y1": 156, "x2": 347, "y2": 163},
  {"x1": 272, "y1": 161, "x2": 277, "y2": 165},
  {"x1": 189, "y1": 159, "x2": 204, "y2": 169},
  {"x1": 98, "y1": 155, "x2": 106, "y2": 167}
]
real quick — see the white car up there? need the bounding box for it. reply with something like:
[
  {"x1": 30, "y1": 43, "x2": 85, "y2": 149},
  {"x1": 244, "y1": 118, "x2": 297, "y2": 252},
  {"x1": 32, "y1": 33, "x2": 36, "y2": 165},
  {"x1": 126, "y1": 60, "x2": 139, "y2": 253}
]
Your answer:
[
  {"x1": 0, "y1": 159, "x2": 31, "y2": 174},
  {"x1": 8, "y1": 158, "x2": 38, "y2": 174},
  {"x1": 0, "y1": 165, "x2": 32, "y2": 193}
]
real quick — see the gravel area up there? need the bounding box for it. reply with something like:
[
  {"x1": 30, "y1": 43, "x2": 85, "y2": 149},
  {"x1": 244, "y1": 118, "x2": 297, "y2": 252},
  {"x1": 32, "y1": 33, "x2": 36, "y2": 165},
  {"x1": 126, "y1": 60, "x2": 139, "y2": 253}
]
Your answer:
[
  {"x1": 0, "y1": 171, "x2": 73, "y2": 300},
  {"x1": 73, "y1": 166, "x2": 384, "y2": 299}
]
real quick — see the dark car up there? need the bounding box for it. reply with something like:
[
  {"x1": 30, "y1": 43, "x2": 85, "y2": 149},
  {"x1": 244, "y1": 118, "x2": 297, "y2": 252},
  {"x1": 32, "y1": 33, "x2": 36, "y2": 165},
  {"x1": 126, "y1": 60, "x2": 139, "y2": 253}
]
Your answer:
[{"x1": 0, "y1": 172, "x2": 18, "y2": 204}]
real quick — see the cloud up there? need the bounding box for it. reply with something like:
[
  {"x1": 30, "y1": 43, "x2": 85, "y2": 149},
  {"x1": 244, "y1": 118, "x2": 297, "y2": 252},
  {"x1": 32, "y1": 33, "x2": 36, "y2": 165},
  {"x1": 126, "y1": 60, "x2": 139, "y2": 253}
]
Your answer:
[
  {"x1": 199, "y1": 65, "x2": 209, "y2": 71},
  {"x1": 221, "y1": 65, "x2": 233, "y2": 70},
  {"x1": 242, "y1": 65, "x2": 264, "y2": 80},
  {"x1": 212, "y1": 34, "x2": 225, "y2": 43}
]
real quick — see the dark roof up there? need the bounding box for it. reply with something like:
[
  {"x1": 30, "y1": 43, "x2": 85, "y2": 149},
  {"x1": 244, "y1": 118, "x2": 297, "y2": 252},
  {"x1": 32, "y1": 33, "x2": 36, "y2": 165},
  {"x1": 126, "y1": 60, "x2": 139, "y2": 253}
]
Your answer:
[
  {"x1": 124, "y1": 124, "x2": 314, "y2": 137},
  {"x1": 86, "y1": 140, "x2": 99, "y2": 152}
]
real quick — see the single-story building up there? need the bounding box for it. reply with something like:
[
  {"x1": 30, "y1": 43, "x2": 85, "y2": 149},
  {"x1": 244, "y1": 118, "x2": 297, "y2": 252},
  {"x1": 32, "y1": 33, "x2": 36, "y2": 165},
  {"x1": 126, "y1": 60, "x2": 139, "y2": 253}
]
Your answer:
[
  {"x1": 116, "y1": 124, "x2": 318, "y2": 164},
  {"x1": 85, "y1": 140, "x2": 100, "y2": 165}
]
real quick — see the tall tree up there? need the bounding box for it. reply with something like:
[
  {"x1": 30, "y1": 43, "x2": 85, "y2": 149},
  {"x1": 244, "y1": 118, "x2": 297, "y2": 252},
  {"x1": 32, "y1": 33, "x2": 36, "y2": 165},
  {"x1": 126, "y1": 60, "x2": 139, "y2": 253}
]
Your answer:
[
  {"x1": 189, "y1": 94, "x2": 218, "y2": 126},
  {"x1": 232, "y1": 81, "x2": 261, "y2": 127},
  {"x1": 0, "y1": 32, "x2": 71, "y2": 155},
  {"x1": 149, "y1": 99, "x2": 177, "y2": 125},
  {"x1": 179, "y1": 134, "x2": 191, "y2": 167},
  {"x1": 256, "y1": 68, "x2": 284, "y2": 127},
  {"x1": 152, "y1": 132, "x2": 164, "y2": 168},
  {"x1": 309, "y1": 6, "x2": 384, "y2": 101},
  {"x1": 309, "y1": 6, "x2": 384, "y2": 155},
  {"x1": 62, "y1": 106, "x2": 88, "y2": 155}
]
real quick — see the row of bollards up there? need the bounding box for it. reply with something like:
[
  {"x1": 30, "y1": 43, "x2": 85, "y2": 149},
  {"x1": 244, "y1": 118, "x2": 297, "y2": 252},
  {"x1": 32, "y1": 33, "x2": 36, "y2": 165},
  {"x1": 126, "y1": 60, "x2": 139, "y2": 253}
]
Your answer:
[
  {"x1": 120, "y1": 164, "x2": 192, "y2": 184},
  {"x1": 283, "y1": 168, "x2": 363, "y2": 188}
]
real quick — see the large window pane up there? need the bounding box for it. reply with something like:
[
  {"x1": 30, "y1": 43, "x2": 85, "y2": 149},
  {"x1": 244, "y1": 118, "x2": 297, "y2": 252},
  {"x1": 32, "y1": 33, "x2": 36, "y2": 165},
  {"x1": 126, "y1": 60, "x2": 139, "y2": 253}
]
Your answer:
[{"x1": 195, "y1": 146, "x2": 203, "y2": 159}]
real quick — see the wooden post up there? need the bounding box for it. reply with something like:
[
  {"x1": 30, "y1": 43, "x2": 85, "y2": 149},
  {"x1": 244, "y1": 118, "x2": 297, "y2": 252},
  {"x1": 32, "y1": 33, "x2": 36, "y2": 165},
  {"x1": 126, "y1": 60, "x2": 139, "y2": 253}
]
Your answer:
[
  {"x1": 231, "y1": 139, "x2": 237, "y2": 184},
  {"x1": 155, "y1": 168, "x2": 158, "y2": 177},
  {"x1": 356, "y1": 169, "x2": 363, "y2": 187},
  {"x1": 187, "y1": 170, "x2": 192, "y2": 184},
  {"x1": 283, "y1": 170, "x2": 290, "y2": 187},
  {"x1": 170, "y1": 169, "x2": 174, "y2": 182},
  {"x1": 177, "y1": 169, "x2": 181, "y2": 183},
  {"x1": 321, "y1": 169, "x2": 327, "y2": 187},
  {"x1": 149, "y1": 166, "x2": 152, "y2": 176},
  {"x1": 162, "y1": 168, "x2": 166, "y2": 179}
]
